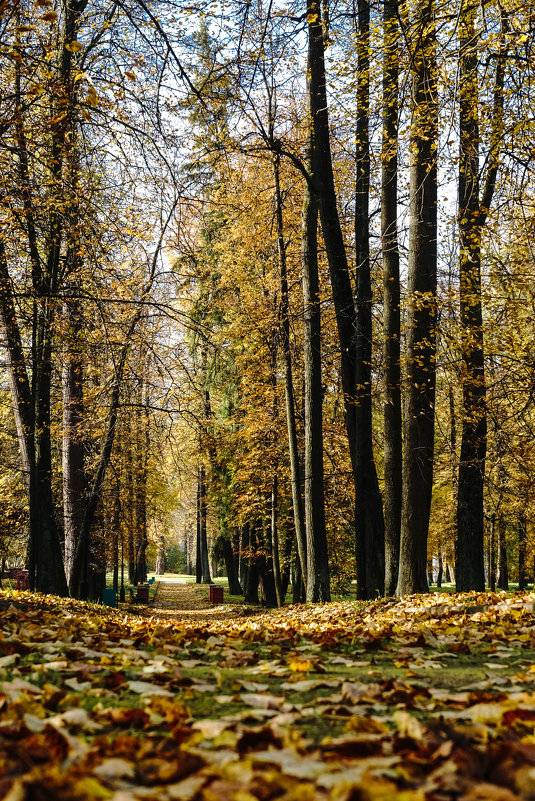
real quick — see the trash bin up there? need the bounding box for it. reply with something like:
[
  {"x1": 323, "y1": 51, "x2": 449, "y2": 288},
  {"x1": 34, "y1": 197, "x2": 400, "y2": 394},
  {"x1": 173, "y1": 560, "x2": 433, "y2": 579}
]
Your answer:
[
  {"x1": 136, "y1": 584, "x2": 150, "y2": 603},
  {"x1": 209, "y1": 585, "x2": 224, "y2": 604},
  {"x1": 102, "y1": 588, "x2": 117, "y2": 608}
]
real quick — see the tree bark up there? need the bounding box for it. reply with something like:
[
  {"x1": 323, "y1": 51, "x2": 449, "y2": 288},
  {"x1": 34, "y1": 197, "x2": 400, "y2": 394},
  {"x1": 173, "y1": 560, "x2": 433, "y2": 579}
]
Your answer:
[
  {"x1": 300, "y1": 127, "x2": 329, "y2": 603},
  {"x1": 354, "y1": 0, "x2": 385, "y2": 598},
  {"x1": 273, "y1": 152, "x2": 308, "y2": 591},
  {"x1": 456, "y1": 2, "x2": 507, "y2": 591},
  {"x1": 199, "y1": 464, "x2": 211, "y2": 583},
  {"x1": 518, "y1": 514, "x2": 527, "y2": 591},
  {"x1": 396, "y1": 0, "x2": 438, "y2": 595},
  {"x1": 62, "y1": 281, "x2": 85, "y2": 588},
  {"x1": 381, "y1": 0, "x2": 402, "y2": 596}
]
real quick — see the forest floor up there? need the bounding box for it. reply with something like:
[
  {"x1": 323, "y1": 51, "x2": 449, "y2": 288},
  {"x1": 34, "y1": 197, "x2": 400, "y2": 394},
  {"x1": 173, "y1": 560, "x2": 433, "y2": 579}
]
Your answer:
[{"x1": 3, "y1": 584, "x2": 535, "y2": 800}]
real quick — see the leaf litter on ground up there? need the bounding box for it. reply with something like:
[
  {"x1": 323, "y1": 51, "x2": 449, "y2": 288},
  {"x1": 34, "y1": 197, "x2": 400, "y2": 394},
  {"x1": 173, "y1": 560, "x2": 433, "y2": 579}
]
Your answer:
[{"x1": 3, "y1": 587, "x2": 535, "y2": 799}]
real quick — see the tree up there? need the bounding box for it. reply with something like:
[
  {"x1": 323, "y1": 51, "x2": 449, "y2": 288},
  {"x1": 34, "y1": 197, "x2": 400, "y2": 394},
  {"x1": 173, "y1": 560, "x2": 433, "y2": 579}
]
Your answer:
[
  {"x1": 455, "y1": 1, "x2": 508, "y2": 591},
  {"x1": 381, "y1": 0, "x2": 402, "y2": 596},
  {"x1": 396, "y1": 0, "x2": 438, "y2": 595}
]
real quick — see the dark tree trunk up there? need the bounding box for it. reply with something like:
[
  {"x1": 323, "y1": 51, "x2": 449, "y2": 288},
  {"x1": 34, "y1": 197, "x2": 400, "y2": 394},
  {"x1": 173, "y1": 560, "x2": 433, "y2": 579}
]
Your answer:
[
  {"x1": 456, "y1": 3, "x2": 507, "y2": 592},
  {"x1": 455, "y1": 0, "x2": 485, "y2": 591},
  {"x1": 220, "y1": 535, "x2": 242, "y2": 596},
  {"x1": 62, "y1": 284, "x2": 85, "y2": 589},
  {"x1": 381, "y1": 0, "x2": 402, "y2": 597},
  {"x1": 300, "y1": 125, "x2": 329, "y2": 603},
  {"x1": 273, "y1": 152, "x2": 308, "y2": 588},
  {"x1": 488, "y1": 514, "x2": 496, "y2": 591},
  {"x1": 244, "y1": 524, "x2": 260, "y2": 604},
  {"x1": 257, "y1": 522, "x2": 278, "y2": 608},
  {"x1": 199, "y1": 464, "x2": 211, "y2": 584},
  {"x1": 240, "y1": 523, "x2": 249, "y2": 591},
  {"x1": 0, "y1": 241, "x2": 33, "y2": 482},
  {"x1": 31, "y1": 299, "x2": 69, "y2": 596},
  {"x1": 133, "y1": 399, "x2": 149, "y2": 585},
  {"x1": 196, "y1": 478, "x2": 202, "y2": 583},
  {"x1": 497, "y1": 514, "x2": 508, "y2": 590},
  {"x1": 436, "y1": 548, "x2": 443, "y2": 587},
  {"x1": 354, "y1": 0, "x2": 385, "y2": 599},
  {"x1": 397, "y1": 0, "x2": 438, "y2": 595},
  {"x1": 518, "y1": 515, "x2": 527, "y2": 591}
]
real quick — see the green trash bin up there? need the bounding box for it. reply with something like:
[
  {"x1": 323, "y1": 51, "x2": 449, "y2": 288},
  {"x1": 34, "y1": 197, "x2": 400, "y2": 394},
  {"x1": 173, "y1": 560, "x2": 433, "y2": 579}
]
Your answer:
[{"x1": 102, "y1": 588, "x2": 117, "y2": 608}]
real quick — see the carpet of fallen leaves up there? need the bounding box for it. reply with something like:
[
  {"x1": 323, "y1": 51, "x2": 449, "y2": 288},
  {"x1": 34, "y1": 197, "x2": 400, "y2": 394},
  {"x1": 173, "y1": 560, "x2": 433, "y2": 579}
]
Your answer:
[{"x1": 3, "y1": 586, "x2": 535, "y2": 800}]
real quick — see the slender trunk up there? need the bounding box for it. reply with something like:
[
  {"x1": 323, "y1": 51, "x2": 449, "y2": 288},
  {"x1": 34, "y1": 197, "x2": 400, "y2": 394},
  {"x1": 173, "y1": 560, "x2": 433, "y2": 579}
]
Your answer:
[
  {"x1": 0, "y1": 241, "x2": 33, "y2": 481},
  {"x1": 488, "y1": 514, "x2": 496, "y2": 591},
  {"x1": 455, "y1": 0, "x2": 485, "y2": 591},
  {"x1": 355, "y1": 0, "x2": 385, "y2": 598},
  {"x1": 300, "y1": 131, "x2": 328, "y2": 603},
  {"x1": 271, "y1": 474, "x2": 283, "y2": 606},
  {"x1": 273, "y1": 153, "x2": 308, "y2": 588},
  {"x1": 436, "y1": 547, "x2": 443, "y2": 587},
  {"x1": 518, "y1": 514, "x2": 527, "y2": 592},
  {"x1": 497, "y1": 513, "x2": 508, "y2": 590},
  {"x1": 259, "y1": 520, "x2": 278, "y2": 608},
  {"x1": 240, "y1": 523, "x2": 250, "y2": 592},
  {"x1": 134, "y1": 397, "x2": 149, "y2": 585},
  {"x1": 155, "y1": 534, "x2": 166, "y2": 575},
  {"x1": 396, "y1": 0, "x2": 438, "y2": 595},
  {"x1": 62, "y1": 282, "x2": 85, "y2": 588},
  {"x1": 199, "y1": 463, "x2": 211, "y2": 583},
  {"x1": 196, "y1": 478, "x2": 202, "y2": 584},
  {"x1": 456, "y1": 3, "x2": 507, "y2": 591},
  {"x1": 244, "y1": 524, "x2": 260, "y2": 604},
  {"x1": 382, "y1": 0, "x2": 402, "y2": 596}
]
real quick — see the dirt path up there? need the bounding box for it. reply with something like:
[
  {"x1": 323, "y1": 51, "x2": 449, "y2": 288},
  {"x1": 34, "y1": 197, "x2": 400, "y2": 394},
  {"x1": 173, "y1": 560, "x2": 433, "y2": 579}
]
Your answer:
[{"x1": 135, "y1": 578, "x2": 240, "y2": 624}]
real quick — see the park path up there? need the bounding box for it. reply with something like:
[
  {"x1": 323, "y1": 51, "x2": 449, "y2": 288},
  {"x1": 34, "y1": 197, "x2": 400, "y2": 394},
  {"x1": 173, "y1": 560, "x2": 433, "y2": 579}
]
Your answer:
[{"x1": 136, "y1": 578, "x2": 239, "y2": 624}]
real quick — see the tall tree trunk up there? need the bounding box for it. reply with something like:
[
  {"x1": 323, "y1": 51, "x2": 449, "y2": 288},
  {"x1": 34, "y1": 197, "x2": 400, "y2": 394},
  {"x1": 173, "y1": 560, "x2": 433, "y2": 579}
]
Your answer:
[
  {"x1": 219, "y1": 534, "x2": 241, "y2": 596},
  {"x1": 382, "y1": 0, "x2": 402, "y2": 597},
  {"x1": 0, "y1": 241, "x2": 33, "y2": 483},
  {"x1": 199, "y1": 463, "x2": 211, "y2": 583},
  {"x1": 300, "y1": 125, "x2": 328, "y2": 603},
  {"x1": 455, "y1": 0, "x2": 485, "y2": 591},
  {"x1": 306, "y1": 0, "x2": 370, "y2": 601},
  {"x1": 518, "y1": 514, "x2": 527, "y2": 592},
  {"x1": 396, "y1": 0, "x2": 438, "y2": 595},
  {"x1": 497, "y1": 513, "x2": 508, "y2": 590},
  {"x1": 273, "y1": 152, "x2": 308, "y2": 590},
  {"x1": 354, "y1": 0, "x2": 385, "y2": 598},
  {"x1": 244, "y1": 524, "x2": 260, "y2": 604},
  {"x1": 240, "y1": 523, "x2": 250, "y2": 592},
  {"x1": 62, "y1": 282, "x2": 85, "y2": 588},
  {"x1": 488, "y1": 514, "x2": 496, "y2": 591},
  {"x1": 271, "y1": 473, "x2": 283, "y2": 606},
  {"x1": 455, "y1": 2, "x2": 507, "y2": 591},
  {"x1": 196, "y1": 476, "x2": 203, "y2": 584}
]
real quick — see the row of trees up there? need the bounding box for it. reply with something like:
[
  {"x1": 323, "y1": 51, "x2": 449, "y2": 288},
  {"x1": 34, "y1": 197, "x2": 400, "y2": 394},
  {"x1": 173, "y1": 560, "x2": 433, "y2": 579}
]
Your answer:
[
  {"x1": 185, "y1": 0, "x2": 535, "y2": 602},
  {"x1": 0, "y1": 0, "x2": 534, "y2": 602}
]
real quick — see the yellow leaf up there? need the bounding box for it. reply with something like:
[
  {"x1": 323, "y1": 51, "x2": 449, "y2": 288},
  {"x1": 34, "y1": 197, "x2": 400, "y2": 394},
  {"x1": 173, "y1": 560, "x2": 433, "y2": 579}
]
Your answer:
[
  {"x1": 125, "y1": 71, "x2": 137, "y2": 81},
  {"x1": 307, "y1": 12, "x2": 319, "y2": 23},
  {"x1": 65, "y1": 40, "x2": 83, "y2": 52},
  {"x1": 41, "y1": 11, "x2": 57, "y2": 22},
  {"x1": 289, "y1": 657, "x2": 313, "y2": 672}
]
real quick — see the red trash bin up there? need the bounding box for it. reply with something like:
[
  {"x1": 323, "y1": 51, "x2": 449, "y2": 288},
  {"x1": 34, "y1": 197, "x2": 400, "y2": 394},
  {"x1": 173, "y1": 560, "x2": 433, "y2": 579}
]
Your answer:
[{"x1": 209, "y1": 585, "x2": 224, "y2": 604}]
